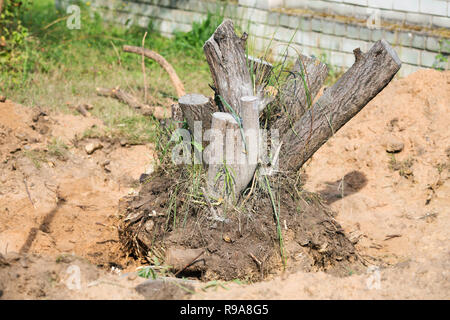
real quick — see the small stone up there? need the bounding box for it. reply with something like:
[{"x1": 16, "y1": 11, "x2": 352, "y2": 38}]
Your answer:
[
  {"x1": 85, "y1": 142, "x2": 102, "y2": 155},
  {"x1": 144, "y1": 220, "x2": 154, "y2": 232},
  {"x1": 139, "y1": 173, "x2": 150, "y2": 184},
  {"x1": 19, "y1": 258, "x2": 29, "y2": 268},
  {"x1": 39, "y1": 125, "x2": 50, "y2": 135},
  {"x1": 15, "y1": 132, "x2": 26, "y2": 141},
  {"x1": 145, "y1": 163, "x2": 155, "y2": 175},
  {"x1": 385, "y1": 136, "x2": 404, "y2": 153},
  {"x1": 127, "y1": 273, "x2": 137, "y2": 281},
  {"x1": 102, "y1": 160, "x2": 111, "y2": 172}
]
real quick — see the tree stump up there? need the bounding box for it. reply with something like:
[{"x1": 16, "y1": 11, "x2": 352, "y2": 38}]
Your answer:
[{"x1": 119, "y1": 19, "x2": 402, "y2": 282}]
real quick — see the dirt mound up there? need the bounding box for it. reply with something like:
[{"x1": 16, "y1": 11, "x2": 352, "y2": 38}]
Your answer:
[
  {"x1": 195, "y1": 69, "x2": 450, "y2": 299},
  {"x1": 120, "y1": 167, "x2": 363, "y2": 281}
]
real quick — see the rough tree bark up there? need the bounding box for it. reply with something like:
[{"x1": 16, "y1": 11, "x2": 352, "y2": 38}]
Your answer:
[
  {"x1": 280, "y1": 40, "x2": 401, "y2": 172},
  {"x1": 203, "y1": 19, "x2": 253, "y2": 116},
  {"x1": 248, "y1": 55, "x2": 273, "y2": 86},
  {"x1": 273, "y1": 55, "x2": 328, "y2": 136},
  {"x1": 178, "y1": 93, "x2": 219, "y2": 139},
  {"x1": 205, "y1": 96, "x2": 260, "y2": 199},
  {"x1": 206, "y1": 112, "x2": 241, "y2": 198},
  {"x1": 171, "y1": 103, "x2": 183, "y2": 128}
]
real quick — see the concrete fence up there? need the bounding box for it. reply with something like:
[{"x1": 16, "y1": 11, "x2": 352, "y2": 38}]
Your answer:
[
  {"x1": 244, "y1": 0, "x2": 450, "y2": 29},
  {"x1": 56, "y1": 0, "x2": 450, "y2": 77}
]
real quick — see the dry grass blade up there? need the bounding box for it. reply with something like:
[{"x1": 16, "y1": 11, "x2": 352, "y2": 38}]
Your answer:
[{"x1": 141, "y1": 32, "x2": 148, "y2": 103}]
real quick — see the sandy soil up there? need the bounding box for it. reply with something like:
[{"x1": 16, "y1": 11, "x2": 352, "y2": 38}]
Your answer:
[
  {"x1": 0, "y1": 69, "x2": 449, "y2": 299},
  {"x1": 0, "y1": 100, "x2": 155, "y2": 299}
]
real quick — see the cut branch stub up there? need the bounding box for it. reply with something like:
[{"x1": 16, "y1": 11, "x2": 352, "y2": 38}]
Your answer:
[
  {"x1": 238, "y1": 96, "x2": 260, "y2": 193},
  {"x1": 178, "y1": 93, "x2": 219, "y2": 141},
  {"x1": 273, "y1": 54, "x2": 328, "y2": 136},
  {"x1": 206, "y1": 112, "x2": 241, "y2": 200},
  {"x1": 280, "y1": 40, "x2": 401, "y2": 172},
  {"x1": 203, "y1": 19, "x2": 253, "y2": 116},
  {"x1": 206, "y1": 96, "x2": 261, "y2": 201}
]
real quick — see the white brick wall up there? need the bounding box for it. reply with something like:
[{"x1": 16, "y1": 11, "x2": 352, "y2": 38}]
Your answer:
[
  {"x1": 393, "y1": 0, "x2": 420, "y2": 13},
  {"x1": 419, "y1": 0, "x2": 447, "y2": 16},
  {"x1": 56, "y1": 0, "x2": 449, "y2": 77},
  {"x1": 368, "y1": 0, "x2": 393, "y2": 10},
  {"x1": 279, "y1": 0, "x2": 450, "y2": 28}
]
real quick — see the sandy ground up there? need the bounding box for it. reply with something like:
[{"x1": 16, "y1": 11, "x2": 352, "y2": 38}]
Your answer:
[
  {"x1": 0, "y1": 69, "x2": 449, "y2": 299},
  {"x1": 0, "y1": 100, "x2": 155, "y2": 299}
]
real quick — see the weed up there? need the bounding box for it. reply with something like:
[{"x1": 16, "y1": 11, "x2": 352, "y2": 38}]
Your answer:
[
  {"x1": 215, "y1": 160, "x2": 237, "y2": 202},
  {"x1": 201, "y1": 280, "x2": 229, "y2": 291},
  {"x1": 0, "y1": 0, "x2": 32, "y2": 83},
  {"x1": 263, "y1": 175, "x2": 286, "y2": 268},
  {"x1": 173, "y1": 11, "x2": 224, "y2": 58},
  {"x1": 389, "y1": 154, "x2": 414, "y2": 178},
  {"x1": 136, "y1": 256, "x2": 172, "y2": 279},
  {"x1": 47, "y1": 137, "x2": 69, "y2": 160},
  {"x1": 432, "y1": 39, "x2": 449, "y2": 71},
  {"x1": 23, "y1": 149, "x2": 47, "y2": 169}
]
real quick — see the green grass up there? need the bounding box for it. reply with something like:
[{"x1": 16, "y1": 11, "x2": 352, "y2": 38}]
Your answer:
[
  {"x1": 47, "y1": 137, "x2": 69, "y2": 160},
  {"x1": 1, "y1": 0, "x2": 219, "y2": 145},
  {"x1": 0, "y1": 0, "x2": 342, "y2": 148},
  {"x1": 23, "y1": 149, "x2": 48, "y2": 169}
]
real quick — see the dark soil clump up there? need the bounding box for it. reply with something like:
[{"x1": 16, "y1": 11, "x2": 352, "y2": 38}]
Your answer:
[{"x1": 119, "y1": 166, "x2": 364, "y2": 282}]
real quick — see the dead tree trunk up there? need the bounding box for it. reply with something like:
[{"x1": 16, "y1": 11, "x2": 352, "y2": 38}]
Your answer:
[
  {"x1": 203, "y1": 19, "x2": 253, "y2": 116},
  {"x1": 171, "y1": 103, "x2": 184, "y2": 128},
  {"x1": 273, "y1": 55, "x2": 328, "y2": 136},
  {"x1": 280, "y1": 40, "x2": 401, "y2": 172},
  {"x1": 119, "y1": 20, "x2": 402, "y2": 278}
]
